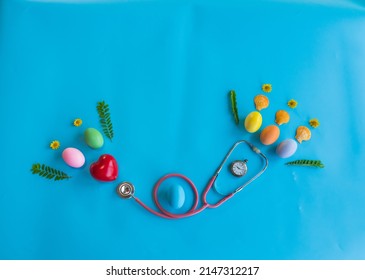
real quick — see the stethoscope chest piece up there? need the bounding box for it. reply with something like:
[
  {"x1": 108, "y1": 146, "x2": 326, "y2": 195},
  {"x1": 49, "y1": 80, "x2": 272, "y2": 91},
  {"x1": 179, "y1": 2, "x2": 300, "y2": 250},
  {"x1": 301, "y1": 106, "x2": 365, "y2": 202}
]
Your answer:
[{"x1": 117, "y1": 182, "x2": 135, "y2": 199}]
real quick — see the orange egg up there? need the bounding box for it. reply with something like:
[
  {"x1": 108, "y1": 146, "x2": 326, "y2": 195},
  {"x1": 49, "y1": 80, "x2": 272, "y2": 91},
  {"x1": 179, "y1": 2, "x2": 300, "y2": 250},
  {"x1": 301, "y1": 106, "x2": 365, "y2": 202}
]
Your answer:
[{"x1": 260, "y1": 125, "x2": 280, "y2": 145}]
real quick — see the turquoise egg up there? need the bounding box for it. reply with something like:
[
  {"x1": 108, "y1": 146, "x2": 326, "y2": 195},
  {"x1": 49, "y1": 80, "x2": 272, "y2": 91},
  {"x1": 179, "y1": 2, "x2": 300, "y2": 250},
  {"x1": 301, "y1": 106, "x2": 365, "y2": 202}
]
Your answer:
[
  {"x1": 276, "y1": 139, "x2": 297, "y2": 158},
  {"x1": 84, "y1": 128, "x2": 104, "y2": 149},
  {"x1": 167, "y1": 184, "x2": 185, "y2": 209}
]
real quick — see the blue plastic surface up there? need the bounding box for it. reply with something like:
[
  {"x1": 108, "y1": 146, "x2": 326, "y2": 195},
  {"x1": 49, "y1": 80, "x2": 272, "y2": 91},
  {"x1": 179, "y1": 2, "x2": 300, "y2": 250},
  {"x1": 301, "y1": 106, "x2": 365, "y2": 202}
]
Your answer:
[{"x1": 1, "y1": 0, "x2": 365, "y2": 259}]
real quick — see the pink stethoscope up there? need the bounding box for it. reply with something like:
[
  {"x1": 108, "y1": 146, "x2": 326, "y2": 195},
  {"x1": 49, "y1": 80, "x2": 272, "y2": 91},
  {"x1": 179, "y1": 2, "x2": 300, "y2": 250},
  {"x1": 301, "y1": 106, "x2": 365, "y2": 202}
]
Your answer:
[{"x1": 116, "y1": 140, "x2": 268, "y2": 219}]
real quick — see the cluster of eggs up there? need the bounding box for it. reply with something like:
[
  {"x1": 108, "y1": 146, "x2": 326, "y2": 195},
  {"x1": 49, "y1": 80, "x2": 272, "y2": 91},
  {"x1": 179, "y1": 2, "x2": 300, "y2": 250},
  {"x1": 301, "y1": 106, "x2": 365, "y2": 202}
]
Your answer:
[
  {"x1": 61, "y1": 128, "x2": 104, "y2": 168},
  {"x1": 244, "y1": 95, "x2": 311, "y2": 158}
]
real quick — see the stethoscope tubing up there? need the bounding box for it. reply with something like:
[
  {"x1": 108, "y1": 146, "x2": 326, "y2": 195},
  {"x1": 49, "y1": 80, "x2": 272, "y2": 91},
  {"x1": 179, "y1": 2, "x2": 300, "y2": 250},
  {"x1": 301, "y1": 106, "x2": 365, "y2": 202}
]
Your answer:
[
  {"x1": 118, "y1": 140, "x2": 268, "y2": 219},
  {"x1": 133, "y1": 173, "x2": 224, "y2": 219}
]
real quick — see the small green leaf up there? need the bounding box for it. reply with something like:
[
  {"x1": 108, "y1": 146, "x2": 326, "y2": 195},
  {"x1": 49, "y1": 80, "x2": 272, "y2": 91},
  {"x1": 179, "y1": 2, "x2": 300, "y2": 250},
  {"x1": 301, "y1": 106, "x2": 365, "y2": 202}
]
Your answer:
[
  {"x1": 230, "y1": 90, "x2": 239, "y2": 125},
  {"x1": 31, "y1": 163, "x2": 71, "y2": 181},
  {"x1": 285, "y1": 160, "x2": 325, "y2": 168},
  {"x1": 97, "y1": 101, "x2": 114, "y2": 141}
]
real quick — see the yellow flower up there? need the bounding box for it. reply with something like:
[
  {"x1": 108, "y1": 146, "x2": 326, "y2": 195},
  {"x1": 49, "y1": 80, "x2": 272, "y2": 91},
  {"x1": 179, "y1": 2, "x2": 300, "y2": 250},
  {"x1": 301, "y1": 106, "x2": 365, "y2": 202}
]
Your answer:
[
  {"x1": 262, "y1": 83, "x2": 272, "y2": 93},
  {"x1": 50, "y1": 140, "x2": 60, "y2": 150},
  {"x1": 309, "y1": 118, "x2": 320, "y2": 128},
  {"x1": 73, "y1": 118, "x2": 82, "y2": 127},
  {"x1": 287, "y1": 99, "x2": 298, "y2": 108}
]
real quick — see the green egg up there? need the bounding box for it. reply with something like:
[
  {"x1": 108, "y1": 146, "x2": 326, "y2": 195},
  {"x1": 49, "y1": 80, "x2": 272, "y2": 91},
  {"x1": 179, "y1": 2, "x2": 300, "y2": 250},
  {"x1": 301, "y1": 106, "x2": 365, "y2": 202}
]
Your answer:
[{"x1": 84, "y1": 128, "x2": 104, "y2": 149}]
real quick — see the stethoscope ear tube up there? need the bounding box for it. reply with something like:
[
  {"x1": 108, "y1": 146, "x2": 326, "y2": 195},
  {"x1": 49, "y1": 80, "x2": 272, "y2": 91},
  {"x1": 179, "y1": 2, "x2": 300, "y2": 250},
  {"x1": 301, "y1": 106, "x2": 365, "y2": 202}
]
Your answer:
[
  {"x1": 231, "y1": 141, "x2": 269, "y2": 194},
  {"x1": 213, "y1": 140, "x2": 268, "y2": 195}
]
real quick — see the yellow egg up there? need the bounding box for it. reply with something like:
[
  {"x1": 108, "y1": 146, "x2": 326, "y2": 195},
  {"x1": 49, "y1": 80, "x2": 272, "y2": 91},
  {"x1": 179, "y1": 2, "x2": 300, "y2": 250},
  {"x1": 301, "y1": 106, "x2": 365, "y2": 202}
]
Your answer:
[
  {"x1": 295, "y1": 126, "x2": 311, "y2": 143},
  {"x1": 260, "y1": 125, "x2": 280, "y2": 145},
  {"x1": 244, "y1": 111, "x2": 262, "y2": 133},
  {"x1": 275, "y1": 110, "x2": 290, "y2": 125},
  {"x1": 254, "y1": 94, "x2": 269, "y2": 111}
]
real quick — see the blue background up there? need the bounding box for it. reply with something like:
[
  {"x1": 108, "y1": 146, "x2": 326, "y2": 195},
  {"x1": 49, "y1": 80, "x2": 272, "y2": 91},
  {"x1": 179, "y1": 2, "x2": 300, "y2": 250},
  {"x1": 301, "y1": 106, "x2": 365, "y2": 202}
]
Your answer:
[{"x1": 1, "y1": 0, "x2": 365, "y2": 259}]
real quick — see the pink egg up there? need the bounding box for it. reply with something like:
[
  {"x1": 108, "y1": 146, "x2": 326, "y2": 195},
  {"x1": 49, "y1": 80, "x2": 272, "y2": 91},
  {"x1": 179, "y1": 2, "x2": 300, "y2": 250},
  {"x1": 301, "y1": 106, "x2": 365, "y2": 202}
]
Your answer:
[{"x1": 62, "y1": 147, "x2": 85, "y2": 168}]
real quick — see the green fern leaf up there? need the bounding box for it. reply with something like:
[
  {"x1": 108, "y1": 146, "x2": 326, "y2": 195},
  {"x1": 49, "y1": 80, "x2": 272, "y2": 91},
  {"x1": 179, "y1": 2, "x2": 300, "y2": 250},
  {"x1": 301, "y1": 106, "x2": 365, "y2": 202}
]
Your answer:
[
  {"x1": 285, "y1": 159, "x2": 325, "y2": 168},
  {"x1": 31, "y1": 164, "x2": 41, "y2": 174},
  {"x1": 31, "y1": 163, "x2": 71, "y2": 181},
  {"x1": 96, "y1": 101, "x2": 114, "y2": 140},
  {"x1": 230, "y1": 90, "x2": 239, "y2": 125}
]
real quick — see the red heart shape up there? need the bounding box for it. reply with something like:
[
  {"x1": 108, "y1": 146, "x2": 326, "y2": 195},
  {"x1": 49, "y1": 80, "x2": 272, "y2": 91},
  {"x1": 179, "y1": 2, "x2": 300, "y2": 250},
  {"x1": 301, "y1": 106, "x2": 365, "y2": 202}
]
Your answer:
[{"x1": 90, "y1": 154, "x2": 118, "y2": 182}]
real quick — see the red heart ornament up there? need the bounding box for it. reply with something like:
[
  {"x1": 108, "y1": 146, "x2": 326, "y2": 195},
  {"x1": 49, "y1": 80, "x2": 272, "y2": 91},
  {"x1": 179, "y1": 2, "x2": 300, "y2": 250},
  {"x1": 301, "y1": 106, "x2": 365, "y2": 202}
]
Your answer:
[{"x1": 90, "y1": 154, "x2": 118, "y2": 182}]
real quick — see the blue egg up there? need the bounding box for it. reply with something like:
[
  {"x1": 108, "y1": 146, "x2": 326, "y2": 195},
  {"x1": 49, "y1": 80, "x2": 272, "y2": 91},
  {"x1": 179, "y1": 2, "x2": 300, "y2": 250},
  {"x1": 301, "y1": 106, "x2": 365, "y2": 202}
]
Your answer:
[
  {"x1": 167, "y1": 184, "x2": 185, "y2": 209},
  {"x1": 276, "y1": 139, "x2": 297, "y2": 158}
]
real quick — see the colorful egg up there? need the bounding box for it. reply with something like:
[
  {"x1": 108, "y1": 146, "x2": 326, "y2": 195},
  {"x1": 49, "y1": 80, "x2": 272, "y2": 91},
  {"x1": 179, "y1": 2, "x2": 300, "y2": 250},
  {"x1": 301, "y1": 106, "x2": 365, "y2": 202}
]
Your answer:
[
  {"x1": 276, "y1": 139, "x2": 297, "y2": 158},
  {"x1": 254, "y1": 94, "x2": 269, "y2": 111},
  {"x1": 275, "y1": 110, "x2": 290, "y2": 125},
  {"x1": 167, "y1": 184, "x2": 185, "y2": 209},
  {"x1": 84, "y1": 128, "x2": 104, "y2": 149},
  {"x1": 260, "y1": 125, "x2": 280, "y2": 145},
  {"x1": 244, "y1": 111, "x2": 262, "y2": 133},
  {"x1": 62, "y1": 147, "x2": 85, "y2": 168}
]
